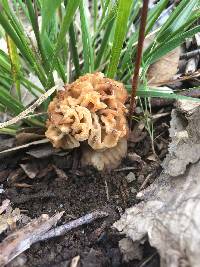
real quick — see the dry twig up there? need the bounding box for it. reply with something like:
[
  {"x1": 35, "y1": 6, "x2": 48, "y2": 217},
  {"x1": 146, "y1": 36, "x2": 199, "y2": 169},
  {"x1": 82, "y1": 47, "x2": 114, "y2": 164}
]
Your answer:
[
  {"x1": 0, "y1": 209, "x2": 109, "y2": 266},
  {"x1": 0, "y1": 82, "x2": 63, "y2": 129},
  {"x1": 39, "y1": 210, "x2": 109, "y2": 242},
  {"x1": 0, "y1": 212, "x2": 64, "y2": 266}
]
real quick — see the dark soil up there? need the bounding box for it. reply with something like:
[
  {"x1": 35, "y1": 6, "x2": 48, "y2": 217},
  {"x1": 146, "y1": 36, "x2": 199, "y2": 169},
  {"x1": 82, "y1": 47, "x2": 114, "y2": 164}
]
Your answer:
[{"x1": 0, "y1": 112, "x2": 171, "y2": 267}]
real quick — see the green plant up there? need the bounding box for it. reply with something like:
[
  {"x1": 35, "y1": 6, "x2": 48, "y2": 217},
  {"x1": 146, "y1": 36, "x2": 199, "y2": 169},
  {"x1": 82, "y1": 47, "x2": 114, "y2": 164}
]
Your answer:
[{"x1": 0, "y1": 0, "x2": 200, "y2": 134}]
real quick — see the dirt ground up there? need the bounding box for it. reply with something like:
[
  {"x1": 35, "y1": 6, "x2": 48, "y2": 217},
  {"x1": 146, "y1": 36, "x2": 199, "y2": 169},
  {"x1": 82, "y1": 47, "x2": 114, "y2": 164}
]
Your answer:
[{"x1": 0, "y1": 108, "x2": 170, "y2": 267}]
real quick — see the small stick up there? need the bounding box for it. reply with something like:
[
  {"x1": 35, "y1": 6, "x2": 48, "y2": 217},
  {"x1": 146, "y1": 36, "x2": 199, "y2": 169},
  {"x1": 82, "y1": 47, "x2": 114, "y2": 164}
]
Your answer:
[
  {"x1": 0, "y1": 212, "x2": 64, "y2": 266},
  {"x1": 39, "y1": 210, "x2": 109, "y2": 241},
  {"x1": 129, "y1": 0, "x2": 149, "y2": 128},
  {"x1": 104, "y1": 179, "x2": 110, "y2": 201},
  {"x1": 0, "y1": 210, "x2": 109, "y2": 266},
  {"x1": 139, "y1": 173, "x2": 152, "y2": 191},
  {"x1": 114, "y1": 166, "x2": 136, "y2": 172}
]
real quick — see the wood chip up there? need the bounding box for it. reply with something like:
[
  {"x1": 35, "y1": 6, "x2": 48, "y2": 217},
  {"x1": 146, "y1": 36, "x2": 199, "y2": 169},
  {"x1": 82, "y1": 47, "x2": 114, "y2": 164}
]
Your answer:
[
  {"x1": 70, "y1": 255, "x2": 80, "y2": 267},
  {"x1": 0, "y1": 201, "x2": 21, "y2": 235}
]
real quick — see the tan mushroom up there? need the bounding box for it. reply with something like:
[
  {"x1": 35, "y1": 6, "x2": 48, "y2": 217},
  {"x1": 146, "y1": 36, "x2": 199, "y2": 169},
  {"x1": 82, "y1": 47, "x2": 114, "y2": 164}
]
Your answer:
[{"x1": 45, "y1": 72, "x2": 128, "y2": 170}]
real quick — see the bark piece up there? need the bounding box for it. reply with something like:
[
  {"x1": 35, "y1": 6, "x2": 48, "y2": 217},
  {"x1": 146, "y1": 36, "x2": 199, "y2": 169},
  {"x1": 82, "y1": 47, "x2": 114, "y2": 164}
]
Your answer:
[
  {"x1": 114, "y1": 102, "x2": 200, "y2": 267},
  {"x1": 114, "y1": 161, "x2": 200, "y2": 267},
  {"x1": 163, "y1": 100, "x2": 200, "y2": 176},
  {"x1": 119, "y1": 238, "x2": 142, "y2": 262}
]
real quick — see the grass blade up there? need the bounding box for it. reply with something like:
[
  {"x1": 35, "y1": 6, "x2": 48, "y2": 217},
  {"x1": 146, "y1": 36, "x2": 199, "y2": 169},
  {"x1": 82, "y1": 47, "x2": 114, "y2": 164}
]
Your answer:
[
  {"x1": 95, "y1": 19, "x2": 114, "y2": 70},
  {"x1": 146, "y1": 25, "x2": 200, "y2": 64},
  {"x1": 40, "y1": 0, "x2": 62, "y2": 33},
  {"x1": 119, "y1": 0, "x2": 168, "y2": 79},
  {"x1": 106, "y1": 0, "x2": 132, "y2": 78},
  {"x1": 0, "y1": 86, "x2": 24, "y2": 114},
  {"x1": 6, "y1": 34, "x2": 21, "y2": 100},
  {"x1": 54, "y1": 0, "x2": 81, "y2": 56},
  {"x1": 126, "y1": 85, "x2": 200, "y2": 102},
  {"x1": 45, "y1": 0, "x2": 81, "y2": 86},
  {"x1": 69, "y1": 23, "x2": 81, "y2": 78},
  {"x1": 79, "y1": 0, "x2": 94, "y2": 73},
  {"x1": 157, "y1": 0, "x2": 198, "y2": 42},
  {"x1": 0, "y1": 2, "x2": 47, "y2": 86},
  {"x1": 93, "y1": 0, "x2": 98, "y2": 32}
]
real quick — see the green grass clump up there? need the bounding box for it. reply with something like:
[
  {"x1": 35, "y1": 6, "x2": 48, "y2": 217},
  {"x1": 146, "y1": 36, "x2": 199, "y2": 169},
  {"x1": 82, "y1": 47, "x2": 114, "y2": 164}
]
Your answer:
[{"x1": 0, "y1": 0, "x2": 200, "y2": 133}]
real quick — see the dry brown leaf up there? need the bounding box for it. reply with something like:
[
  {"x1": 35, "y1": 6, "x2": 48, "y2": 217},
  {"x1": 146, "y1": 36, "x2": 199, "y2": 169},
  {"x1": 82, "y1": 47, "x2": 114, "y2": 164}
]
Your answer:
[
  {"x1": 0, "y1": 199, "x2": 10, "y2": 214},
  {"x1": 0, "y1": 139, "x2": 49, "y2": 159},
  {"x1": 147, "y1": 47, "x2": 181, "y2": 85},
  {"x1": 7, "y1": 169, "x2": 26, "y2": 184},
  {"x1": 20, "y1": 162, "x2": 39, "y2": 179},
  {"x1": 53, "y1": 165, "x2": 68, "y2": 180},
  {"x1": 15, "y1": 132, "x2": 45, "y2": 146},
  {"x1": 26, "y1": 143, "x2": 56, "y2": 158}
]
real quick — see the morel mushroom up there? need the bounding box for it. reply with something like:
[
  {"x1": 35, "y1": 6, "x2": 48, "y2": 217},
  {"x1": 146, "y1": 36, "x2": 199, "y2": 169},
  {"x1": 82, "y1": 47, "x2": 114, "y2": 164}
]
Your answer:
[{"x1": 45, "y1": 72, "x2": 128, "y2": 170}]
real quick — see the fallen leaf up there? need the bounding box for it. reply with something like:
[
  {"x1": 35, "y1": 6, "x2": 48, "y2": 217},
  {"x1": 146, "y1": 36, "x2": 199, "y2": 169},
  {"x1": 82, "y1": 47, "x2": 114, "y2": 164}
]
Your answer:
[
  {"x1": 0, "y1": 199, "x2": 10, "y2": 214},
  {"x1": 147, "y1": 154, "x2": 158, "y2": 162},
  {"x1": 0, "y1": 138, "x2": 15, "y2": 152},
  {"x1": 0, "y1": 139, "x2": 49, "y2": 159},
  {"x1": 20, "y1": 162, "x2": 39, "y2": 179},
  {"x1": 7, "y1": 169, "x2": 26, "y2": 185},
  {"x1": 53, "y1": 165, "x2": 68, "y2": 181},
  {"x1": 127, "y1": 152, "x2": 142, "y2": 163},
  {"x1": 147, "y1": 47, "x2": 181, "y2": 85},
  {"x1": 15, "y1": 132, "x2": 45, "y2": 146},
  {"x1": 13, "y1": 183, "x2": 32, "y2": 188},
  {"x1": 128, "y1": 122, "x2": 147, "y2": 143},
  {"x1": 26, "y1": 143, "x2": 56, "y2": 158}
]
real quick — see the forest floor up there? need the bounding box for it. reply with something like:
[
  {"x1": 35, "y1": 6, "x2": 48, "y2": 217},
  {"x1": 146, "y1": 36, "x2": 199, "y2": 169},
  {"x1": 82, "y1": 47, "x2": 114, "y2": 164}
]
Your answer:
[{"x1": 0, "y1": 103, "x2": 171, "y2": 267}]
